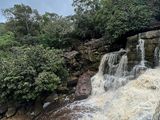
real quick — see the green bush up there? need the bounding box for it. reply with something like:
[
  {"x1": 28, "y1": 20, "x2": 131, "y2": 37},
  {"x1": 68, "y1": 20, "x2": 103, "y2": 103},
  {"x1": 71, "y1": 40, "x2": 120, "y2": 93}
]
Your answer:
[
  {"x1": 98, "y1": 0, "x2": 153, "y2": 40},
  {"x1": 0, "y1": 23, "x2": 7, "y2": 36},
  {"x1": 0, "y1": 45, "x2": 68, "y2": 103},
  {"x1": 0, "y1": 32, "x2": 19, "y2": 50},
  {"x1": 73, "y1": 0, "x2": 154, "y2": 41},
  {"x1": 39, "y1": 14, "x2": 73, "y2": 49}
]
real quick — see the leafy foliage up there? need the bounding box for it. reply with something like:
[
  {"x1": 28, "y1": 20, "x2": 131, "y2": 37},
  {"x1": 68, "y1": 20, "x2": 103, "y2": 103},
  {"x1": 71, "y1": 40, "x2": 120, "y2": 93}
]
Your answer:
[
  {"x1": 0, "y1": 45, "x2": 68, "y2": 103},
  {"x1": 0, "y1": 23, "x2": 7, "y2": 36},
  {"x1": 0, "y1": 32, "x2": 18, "y2": 50},
  {"x1": 98, "y1": 0, "x2": 153, "y2": 40},
  {"x1": 39, "y1": 13, "x2": 74, "y2": 48},
  {"x1": 72, "y1": 0, "x2": 101, "y2": 39},
  {"x1": 72, "y1": 0, "x2": 157, "y2": 41},
  {"x1": 2, "y1": 4, "x2": 41, "y2": 39}
]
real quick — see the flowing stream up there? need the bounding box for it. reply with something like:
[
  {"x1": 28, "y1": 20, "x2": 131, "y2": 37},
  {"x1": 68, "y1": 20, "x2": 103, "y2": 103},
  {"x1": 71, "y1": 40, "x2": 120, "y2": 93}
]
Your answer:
[{"x1": 47, "y1": 36, "x2": 160, "y2": 120}]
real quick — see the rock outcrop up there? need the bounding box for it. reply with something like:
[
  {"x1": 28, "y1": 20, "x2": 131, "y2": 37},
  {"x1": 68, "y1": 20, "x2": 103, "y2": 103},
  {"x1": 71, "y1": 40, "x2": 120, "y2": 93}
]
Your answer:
[
  {"x1": 64, "y1": 38, "x2": 111, "y2": 95},
  {"x1": 75, "y1": 71, "x2": 95, "y2": 100},
  {"x1": 127, "y1": 30, "x2": 160, "y2": 70}
]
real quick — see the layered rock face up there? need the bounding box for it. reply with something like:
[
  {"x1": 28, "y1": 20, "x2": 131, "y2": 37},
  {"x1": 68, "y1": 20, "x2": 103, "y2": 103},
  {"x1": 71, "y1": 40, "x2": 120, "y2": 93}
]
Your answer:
[
  {"x1": 64, "y1": 38, "x2": 111, "y2": 97},
  {"x1": 127, "y1": 30, "x2": 160, "y2": 70}
]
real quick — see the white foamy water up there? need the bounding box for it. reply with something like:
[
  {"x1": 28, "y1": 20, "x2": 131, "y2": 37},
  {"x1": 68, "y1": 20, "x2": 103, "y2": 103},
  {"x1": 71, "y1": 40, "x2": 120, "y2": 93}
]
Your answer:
[
  {"x1": 154, "y1": 47, "x2": 159, "y2": 66},
  {"x1": 50, "y1": 67, "x2": 160, "y2": 120},
  {"x1": 80, "y1": 68, "x2": 160, "y2": 120},
  {"x1": 137, "y1": 35, "x2": 145, "y2": 67},
  {"x1": 92, "y1": 49, "x2": 128, "y2": 95}
]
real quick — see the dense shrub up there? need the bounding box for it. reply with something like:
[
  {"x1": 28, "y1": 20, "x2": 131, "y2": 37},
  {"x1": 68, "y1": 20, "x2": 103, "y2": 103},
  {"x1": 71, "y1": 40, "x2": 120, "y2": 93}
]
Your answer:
[
  {"x1": 0, "y1": 45, "x2": 68, "y2": 103},
  {"x1": 98, "y1": 0, "x2": 153, "y2": 40},
  {"x1": 0, "y1": 32, "x2": 19, "y2": 50},
  {"x1": 73, "y1": 0, "x2": 155, "y2": 41},
  {"x1": 0, "y1": 23, "x2": 6, "y2": 36},
  {"x1": 39, "y1": 13, "x2": 74, "y2": 48}
]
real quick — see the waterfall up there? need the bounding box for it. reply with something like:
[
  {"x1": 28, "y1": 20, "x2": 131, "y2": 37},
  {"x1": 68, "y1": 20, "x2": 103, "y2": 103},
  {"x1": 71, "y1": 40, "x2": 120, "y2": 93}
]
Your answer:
[
  {"x1": 154, "y1": 47, "x2": 159, "y2": 66},
  {"x1": 131, "y1": 36, "x2": 147, "y2": 76},
  {"x1": 91, "y1": 49, "x2": 128, "y2": 95},
  {"x1": 91, "y1": 54, "x2": 107, "y2": 95},
  {"x1": 46, "y1": 34, "x2": 160, "y2": 120},
  {"x1": 92, "y1": 35, "x2": 148, "y2": 93},
  {"x1": 115, "y1": 55, "x2": 128, "y2": 77},
  {"x1": 136, "y1": 37, "x2": 145, "y2": 67}
]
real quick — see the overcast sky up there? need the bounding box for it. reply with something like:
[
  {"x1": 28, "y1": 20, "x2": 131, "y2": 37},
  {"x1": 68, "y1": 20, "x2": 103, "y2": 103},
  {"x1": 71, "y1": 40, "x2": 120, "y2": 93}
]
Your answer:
[{"x1": 0, "y1": 0, "x2": 74, "y2": 22}]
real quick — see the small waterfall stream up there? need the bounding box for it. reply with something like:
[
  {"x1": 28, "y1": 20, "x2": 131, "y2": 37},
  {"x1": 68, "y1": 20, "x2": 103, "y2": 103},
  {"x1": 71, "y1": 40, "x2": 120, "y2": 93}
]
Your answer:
[
  {"x1": 131, "y1": 36, "x2": 147, "y2": 77},
  {"x1": 154, "y1": 47, "x2": 160, "y2": 66},
  {"x1": 137, "y1": 37, "x2": 145, "y2": 67}
]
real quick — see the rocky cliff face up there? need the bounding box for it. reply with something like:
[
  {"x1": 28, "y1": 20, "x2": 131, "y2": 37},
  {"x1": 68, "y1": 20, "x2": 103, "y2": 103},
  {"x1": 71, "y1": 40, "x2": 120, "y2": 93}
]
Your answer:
[
  {"x1": 127, "y1": 30, "x2": 160, "y2": 70},
  {"x1": 64, "y1": 38, "x2": 111, "y2": 98}
]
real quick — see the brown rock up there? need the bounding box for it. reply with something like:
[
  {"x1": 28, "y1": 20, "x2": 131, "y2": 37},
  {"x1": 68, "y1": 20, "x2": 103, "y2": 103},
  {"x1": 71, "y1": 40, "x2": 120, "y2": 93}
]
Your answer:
[
  {"x1": 64, "y1": 51, "x2": 79, "y2": 59},
  {"x1": 141, "y1": 30, "x2": 160, "y2": 39},
  {"x1": 6, "y1": 107, "x2": 16, "y2": 118},
  {"x1": 75, "y1": 71, "x2": 95, "y2": 100}
]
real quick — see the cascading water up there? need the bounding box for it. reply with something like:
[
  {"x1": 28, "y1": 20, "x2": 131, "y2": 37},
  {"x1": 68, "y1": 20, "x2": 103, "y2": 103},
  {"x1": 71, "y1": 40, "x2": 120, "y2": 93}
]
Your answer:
[
  {"x1": 131, "y1": 35, "x2": 147, "y2": 76},
  {"x1": 136, "y1": 37, "x2": 145, "y2": 67},
  {"x1": 91, "y1": 49, "x2": 128, "y2": 95},
  {"x1": 91, "y1": 54, "x2": 107, "y2": 95},
  {"x1": 44, "y1": 35, "x2": 160, "y2": 120},
  {"x1": 154, "y1": 47, "x2": 159, "y2": 66}
]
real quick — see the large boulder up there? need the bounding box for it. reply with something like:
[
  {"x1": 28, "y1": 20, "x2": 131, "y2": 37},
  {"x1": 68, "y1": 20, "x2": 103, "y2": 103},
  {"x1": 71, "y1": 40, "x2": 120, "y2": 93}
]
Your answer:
[{"x1": 75, "y1": 71, "x2": 95, "y2": 100}]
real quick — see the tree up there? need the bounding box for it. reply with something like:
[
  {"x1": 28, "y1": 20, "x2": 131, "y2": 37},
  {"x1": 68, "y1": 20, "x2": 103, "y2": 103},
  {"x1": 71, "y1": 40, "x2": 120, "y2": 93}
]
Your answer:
[
  {"x1": 72, "y1": 0, "x2": 101, "y2": 39},
  {"x1": 39, "y1": 12, "x2": 73, "y2": 48},
  {"x1": 0, "y1": 45, "x2": 68, "y2": 104},
  {"x1": 2, "y1": 4, "x2": 41, "y2": 39},
  {"x1": 98, "y1": 0, "x2": 153, "y2": 40},
  {"x1": 0, "y1": 31, "x2": 18, "y2": 50},
  {"x1": 73, "y1": 0, "x2": 154, "y2": 41},
  {"x1": 0, "y1": 23, "x2": 7, "y2": 36}
]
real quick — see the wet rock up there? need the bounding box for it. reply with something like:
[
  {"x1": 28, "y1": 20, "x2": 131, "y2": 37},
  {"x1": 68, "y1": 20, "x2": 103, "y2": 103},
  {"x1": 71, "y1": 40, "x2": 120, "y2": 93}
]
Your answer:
[
  {"x1": 44, "y1": 93, "x2": 58, "y2": 103},
  {"x1": 67, "y1": 76, "x2": 78, "y2": 88},
  {"x1": 64, "y1": 50, "x2": 79, "y2": 59},
  {"x1": 75, "y1": 71, "x2": 95, "y2": 100},
  {"x1": 6, "y1": 107, "x2": 16, "y2": 118},
  {"x1": 127, "y1": 29, "x2": 160, "y2": 69},
  {"x1": 141, "y1": 30, "x2": 160, "y2": 39}
]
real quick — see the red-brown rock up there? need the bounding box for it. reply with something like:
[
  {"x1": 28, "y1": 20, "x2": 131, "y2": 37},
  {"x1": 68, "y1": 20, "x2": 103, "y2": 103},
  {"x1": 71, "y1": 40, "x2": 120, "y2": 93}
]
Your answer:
[{"x1": 75, "y1": 71, "x2": 95, "y2": 100}]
